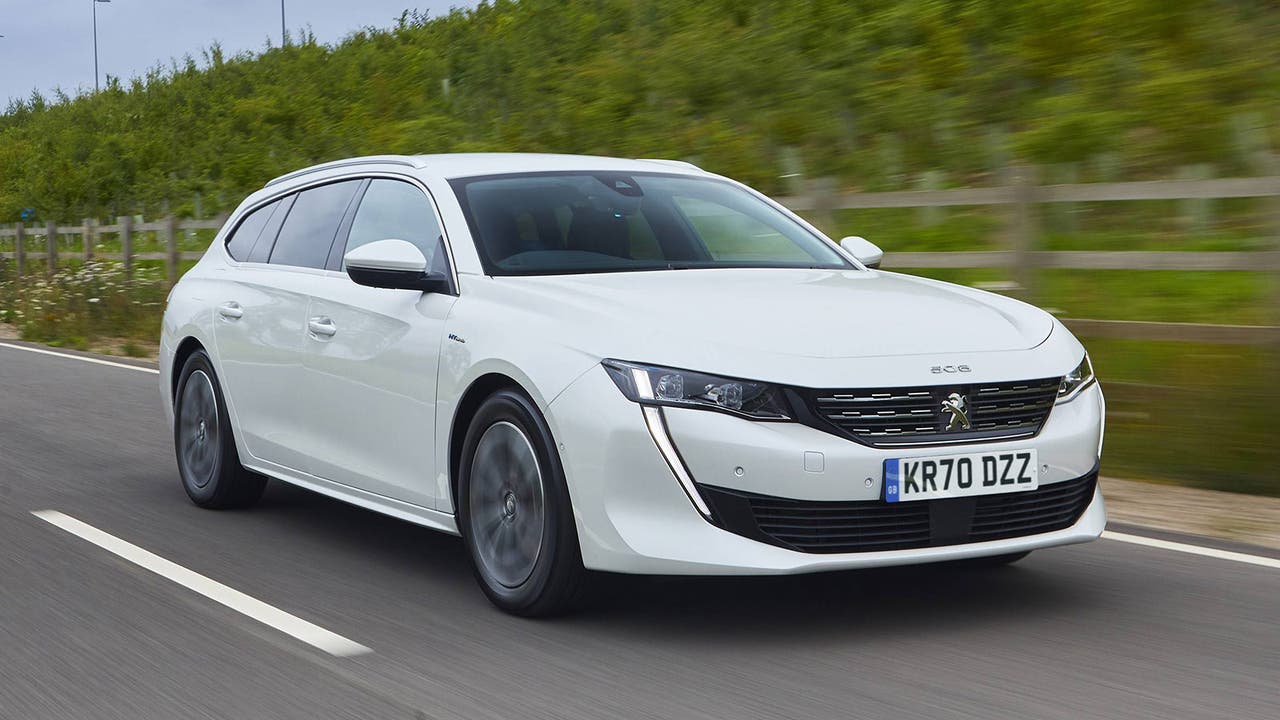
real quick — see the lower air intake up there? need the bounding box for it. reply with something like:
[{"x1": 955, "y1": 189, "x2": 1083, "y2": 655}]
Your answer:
[{"x1": 699, "y1": 471, "x2": 1097, "y2": 554}]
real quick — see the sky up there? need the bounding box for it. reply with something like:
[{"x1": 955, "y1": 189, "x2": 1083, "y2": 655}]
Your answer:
[{"x1": 0, "y1": 1, "x2": 472, "y2": 106}]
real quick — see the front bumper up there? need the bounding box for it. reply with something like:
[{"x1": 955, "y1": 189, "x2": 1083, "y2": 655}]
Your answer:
[{"x1": 549, "y1": 366, "x2": 1105, "y2": 575}]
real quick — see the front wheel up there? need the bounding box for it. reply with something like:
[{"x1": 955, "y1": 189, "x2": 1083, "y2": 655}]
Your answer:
[{"x1": 457, "y1": 389, "x2": 589, "y2": 616}]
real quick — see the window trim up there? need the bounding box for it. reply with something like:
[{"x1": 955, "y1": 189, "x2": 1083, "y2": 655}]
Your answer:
[{"x1": 218, "y1": 170, "x2": 461, "y2": 294}]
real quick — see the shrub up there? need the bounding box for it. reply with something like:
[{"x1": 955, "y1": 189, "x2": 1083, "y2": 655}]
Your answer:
[{"x1": 0, "y1": 260, "x2": 166, "y2": 345}]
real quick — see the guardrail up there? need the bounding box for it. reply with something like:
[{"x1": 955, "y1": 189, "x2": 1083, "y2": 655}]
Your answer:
[{"x1": 2, "y1": 172, "x2": 1278, "y2": 344}]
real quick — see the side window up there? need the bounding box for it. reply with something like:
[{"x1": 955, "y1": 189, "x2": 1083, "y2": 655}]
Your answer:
[
  {"x1": 246, "y1": 194, "x2": 294, "y2": 263},
  {"x1": 224, "y1": 199, "x2": 279, "y2": 261},
  {"x1": 269, "y1": 180, "x2": 362, "y2": 269},
  {"x1": 342, "y1": 179, "x2": 444, "y2": 270}
]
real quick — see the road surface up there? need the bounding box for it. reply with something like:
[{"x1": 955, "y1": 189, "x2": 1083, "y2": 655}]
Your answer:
[{"x1": 0, "y1": 340, "x2": 1276, "y2": 720}]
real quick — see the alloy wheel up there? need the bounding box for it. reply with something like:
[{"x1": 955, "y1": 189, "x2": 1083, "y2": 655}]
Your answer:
[
  {"x1": 178, "y1": 369, "x2": 221, "y2": 489},
  {"x1": 468, "y1": 420, "x2": 547, "y2": 589}
]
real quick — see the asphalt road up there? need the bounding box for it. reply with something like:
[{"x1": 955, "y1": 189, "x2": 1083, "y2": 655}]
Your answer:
[{"x1": 1, "y1": 341, "x2": 1277, "y2": 720}]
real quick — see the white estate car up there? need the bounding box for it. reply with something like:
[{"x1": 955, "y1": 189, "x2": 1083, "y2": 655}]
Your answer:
[{"x1": 161, "y1": 153, "x2": 1105, "y2": 615}]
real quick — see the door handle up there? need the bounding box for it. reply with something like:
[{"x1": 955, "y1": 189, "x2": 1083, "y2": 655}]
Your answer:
[
  {"x1": 308, "y1": 316, "x2": 337, "y2": 338},
  {"x1": 218, "y1": 302, "x2": 243, "y2": 320}
]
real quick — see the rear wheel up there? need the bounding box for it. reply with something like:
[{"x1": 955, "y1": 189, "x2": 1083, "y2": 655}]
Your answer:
[
  {"x1": 174, "y1": 349, "x2": 265, "y2": 509},
  {"x1": 458, "y1": 389, "x2": 588, "y2": 616}
]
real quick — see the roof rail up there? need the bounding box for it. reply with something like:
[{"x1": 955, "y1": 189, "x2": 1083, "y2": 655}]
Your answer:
[
  {"x1": 264, "y1": 155, "x2": 425, "y2": 187},
  {"x1": 635, "y1": 158, "x2": 703, "y2": 172}
]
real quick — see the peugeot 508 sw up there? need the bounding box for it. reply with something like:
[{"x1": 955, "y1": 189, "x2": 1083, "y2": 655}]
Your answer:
[{"x1": 161, "y1": 154, "x2": 1105, "y2": 615}]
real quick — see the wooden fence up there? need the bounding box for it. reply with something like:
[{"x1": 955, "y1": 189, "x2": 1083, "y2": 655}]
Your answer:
[
  {"x1": 0, "y1": 215, "x2": 227, "y2": 284},
  {"x1": 1, "y1": 171, "x2": 1278, "y2": 345},
  {"x1": 778, "y1": 170, "x2": 1280, "y2": 346}
]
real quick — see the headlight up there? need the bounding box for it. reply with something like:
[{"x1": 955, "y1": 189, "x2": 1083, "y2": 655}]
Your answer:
[
  {"x1": 1057, "y1": 353, "x2": 1096, "y2": 403},
  {"x1": 602, "y1": 360, "x2": 792, "y2": 420}
]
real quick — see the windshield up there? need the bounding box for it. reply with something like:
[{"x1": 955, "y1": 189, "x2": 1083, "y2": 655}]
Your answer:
[{"x1": 450, "y1": 172, "x2": 851, "y2": 275}]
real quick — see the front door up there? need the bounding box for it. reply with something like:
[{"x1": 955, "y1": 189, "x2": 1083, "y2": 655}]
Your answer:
[{"x1": 297, "y1": 178, "x2": 456, "y2": 509}]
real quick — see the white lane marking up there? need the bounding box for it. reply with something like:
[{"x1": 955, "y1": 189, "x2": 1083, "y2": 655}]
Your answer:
[
  {"x1": 0, "y1": 341, "x2": 159, "y2": 375},
  {"x1": 1103, "y1": 531, "x2": 1280, "y2": 570},
  {"x1": 32, "y1": 510, "x2": 372, "y2": 657}
]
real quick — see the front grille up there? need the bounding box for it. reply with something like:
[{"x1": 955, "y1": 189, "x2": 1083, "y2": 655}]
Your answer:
[
  {"x1": 805, "y1": 377, "x2": 1061, "y2": 447},
  {"x1": 698, "y1": 471, "x2": 1096, "y2": 554}
]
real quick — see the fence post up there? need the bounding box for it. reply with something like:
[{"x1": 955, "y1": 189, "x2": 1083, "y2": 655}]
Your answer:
[
  {"x1": 45, "y1": 221, "x2": 57, "y2": 276},
  {"x1": 779, "y1": 146, "x2": 805, "y2": 197},
  {"x1": 82, "y1": 218, "x2": 94, "y2": 260},
  {"x1": 14, "y1": 222, "x2": 25, "y2": 276},
  {"x1": 1008, "y1": 163, "x2": 1040, "y2": 301},
  {"x1": 1261, "y1": 157, "x2": 1280, "y2": 479},
  {"x1": 1178, "y1": 164, "x2": 1215, "y2": 233},
  {"x1": 1047, "y1": 163, "x2": 1080, "y2": 234},
  {"x1": 1268, "y1": 157, "x2": 1280, "y2": 369},
  {"x1": 917, "y1": 170, "x2": 945, "y2": 226},
  {"x1": 165, "y1": 215, "x2": 179, "y2": 284},
  {"x1": 808, "y1": 177, "x2": 839, "y2": 239},
  {"x1": 120, "y1": 215, "x2": 133, "y2": 278}
]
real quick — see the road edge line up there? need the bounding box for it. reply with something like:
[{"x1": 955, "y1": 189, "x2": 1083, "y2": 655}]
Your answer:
[
  {"x1": 0, "y1": 341, "x2": 160, "y2": 374},
  {"x1": 1102, "y1": 530, "x2": 1280, "y2": 570},
  {"x1": 31, "y1": 510, "x2": 372, "y2": 657}
]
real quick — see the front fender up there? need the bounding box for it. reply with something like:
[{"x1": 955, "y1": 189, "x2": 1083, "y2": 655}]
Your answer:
[{"x1": 432, "y1": 278, "x2": 601, "y2": 512}]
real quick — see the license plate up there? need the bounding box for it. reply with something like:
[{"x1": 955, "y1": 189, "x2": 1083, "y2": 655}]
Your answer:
[{"x1": 884, "y1": 450, "x2": 1038, "y2": 503}]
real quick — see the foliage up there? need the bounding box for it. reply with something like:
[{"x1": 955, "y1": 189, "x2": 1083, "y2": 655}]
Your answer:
[
  {"x1": 0, "y1": 1, "x2": 1277, "y2": 494},
  {"x1": 1, "y1": 0, "x2": 1278, "y2": 222},
  {"x1": 0, "y1": 260, "x2": 167, "y2": 347},
  {"x1": 1086, "y1": 338, "x2": 1279, "y2": 497}
]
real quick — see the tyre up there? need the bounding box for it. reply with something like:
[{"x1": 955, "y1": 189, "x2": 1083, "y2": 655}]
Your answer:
[
  {"x1": 173, "y1": 349, "x2": 266, "y2": 509},
  {"x1": 457, "y1": 388, "x2": 589, "y2": 616},
  {"x1": 953, "y1": 551, "x2": 1031, "y2": 568}
]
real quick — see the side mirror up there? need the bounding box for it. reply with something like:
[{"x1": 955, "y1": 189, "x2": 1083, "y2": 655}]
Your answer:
[
  {"x1": 344, "y1": 239, "x2": 450, "y2": 293},
  {"x1": 840, "y1": 236, "x2": 884, "y2": 269}
]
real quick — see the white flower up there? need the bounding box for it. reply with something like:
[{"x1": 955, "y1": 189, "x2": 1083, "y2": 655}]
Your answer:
[{"x1": 87, "y1": 298, "x2": 100, "y2": 304}]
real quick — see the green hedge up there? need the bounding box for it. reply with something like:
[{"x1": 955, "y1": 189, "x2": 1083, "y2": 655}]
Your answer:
[{"x1": 2, "y1": 0, "x2": 1278, "y2": 221}]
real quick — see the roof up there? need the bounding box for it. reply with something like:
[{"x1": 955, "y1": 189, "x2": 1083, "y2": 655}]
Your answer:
[
  {"x1": 264, "y1": 153, "x2": 705, "y2": 187},
  {"x1": 411, "y1": 153, "x2": 704, "y2": 179}
]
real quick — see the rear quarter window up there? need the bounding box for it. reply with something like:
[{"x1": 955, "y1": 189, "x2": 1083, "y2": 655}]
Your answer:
[{"x1": 224, "y1": 200, "x2": 280, "y2": 261}]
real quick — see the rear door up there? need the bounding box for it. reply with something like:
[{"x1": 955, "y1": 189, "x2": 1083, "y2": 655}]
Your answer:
[
  {"x1": 297, "y1": 177, "x2": 457, "y2": 509},
  {"x1": 212, "y1": 194, "x2": 306, "y2": 469},
  {"x1": 213, "y1": 179, "x2": 363, "y2": 474}
]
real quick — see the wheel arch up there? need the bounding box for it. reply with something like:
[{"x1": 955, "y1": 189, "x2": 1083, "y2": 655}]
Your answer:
[
  {"x1": 167, "y1": 332, "x2": 249, "y2": 464},
  {"x1": 171, "y1": 336, "x2": 207, "y2": 398},
  {"x1": 448, "y1": 372, "x2": 526, "y2": 511}
]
